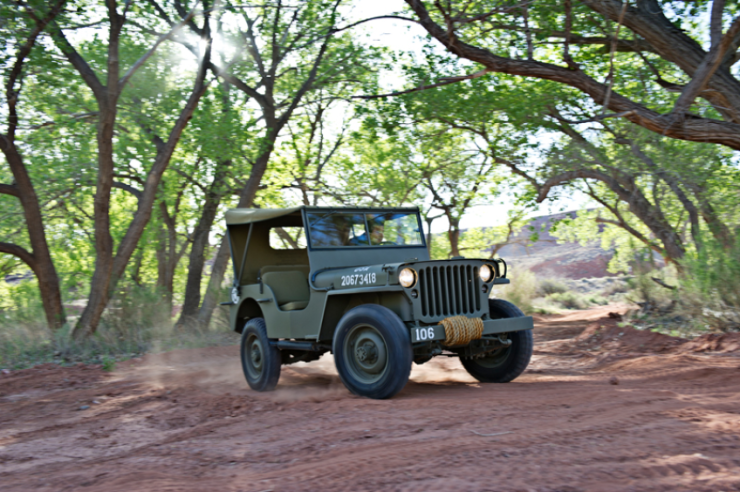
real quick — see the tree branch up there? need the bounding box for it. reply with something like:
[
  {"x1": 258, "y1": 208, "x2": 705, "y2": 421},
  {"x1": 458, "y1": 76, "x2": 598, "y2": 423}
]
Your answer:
[
  {"x1": 48, "y1": 20, "x2": 105, "y2": 100},
  {"x1": 594, "y1": 216, "x2": 661, "y2": 253},
  {"x1": 119, "y1": 2, "x2": 200, "y2": 91},
  {"x1": 0, "y1": 183, "x2": 21, "y2": 198},
  {"x1": 354, "y1": 69, "x2": 490, "y2": 99},
  {"x1": 7, "y1": 0, "x2": 67, "y2": 138},
  {"x1": 0, "y1": 242, "x2": 36, "y2": 271},
  {"x1": 112, "y1": 181, "x2": 142, "y2": 200},
  {"x1": 334, "y1": 14, "x2": 417, "y2": 33},
  {"x1": 582, "y1": 0, "x2": 740, "y2": 123},
  {"x1": 672, "y1": 15, "x2": 740, "y2": 115},
  {"x1": 406, "y1": 0, "x2": 740, "y2": 148}
]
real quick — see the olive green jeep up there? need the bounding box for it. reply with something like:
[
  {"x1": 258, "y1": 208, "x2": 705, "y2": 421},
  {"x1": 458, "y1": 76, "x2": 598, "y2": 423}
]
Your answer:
[{"x1": 224, "y1": 206, "x2": 534, "y2": 399}]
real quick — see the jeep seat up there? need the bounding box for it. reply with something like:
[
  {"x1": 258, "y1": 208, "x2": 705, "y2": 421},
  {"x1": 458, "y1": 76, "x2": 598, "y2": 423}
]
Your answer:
[{"x1": 261, "y1": 267, "x2": 310, "y2": 311}]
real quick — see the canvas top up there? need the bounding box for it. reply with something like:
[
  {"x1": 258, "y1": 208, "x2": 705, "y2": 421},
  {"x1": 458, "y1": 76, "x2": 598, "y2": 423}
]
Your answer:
[
  {"x1": 224, "y1": 206, "x2": 421, "y2": 226},
  {"x1": 224, "y1": 207, "x2": 303, "y2": 225}
]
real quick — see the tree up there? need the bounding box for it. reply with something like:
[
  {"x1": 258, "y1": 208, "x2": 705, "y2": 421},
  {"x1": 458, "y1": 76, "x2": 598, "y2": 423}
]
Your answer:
[
  {"x1": 363, "y1": 46, "x2": 738, "y2": 266},
  {"x1": 403, "y1": 0, "x2": 740, "y2": 150},
  {"x1": 357, "y1": 63, "x2": 541, "y2": 259},
  {"x1": 503, "y1": 114, "x2": 738, "y2": 266},
  {"x1": 421, "y1": 136, "x2": 500, "y2": 257},
  {"x1": 0, "y1": 0, "x2": 68, "y2": 330},
  {"x1": 42, "y1": 0, "x2": 214, "y2": 338},
  {"x1": 161, "y1": 0, "x2": 381, "y2": 327}
]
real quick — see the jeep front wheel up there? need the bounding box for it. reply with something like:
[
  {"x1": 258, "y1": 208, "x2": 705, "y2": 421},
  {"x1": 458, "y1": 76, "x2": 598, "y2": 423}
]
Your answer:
[
  {"x1": 460, "y1": 299, "x2": 533, "y2": 383},
  {"x1": 333, "y1": 304, "x2": 412, "y2": 399},
  {"x1": 241, "y1": 317, "x2": 281, "y2": 392}
]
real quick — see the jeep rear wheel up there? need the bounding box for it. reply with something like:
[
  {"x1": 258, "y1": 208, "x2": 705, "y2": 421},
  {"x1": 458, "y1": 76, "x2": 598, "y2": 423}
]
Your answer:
[
  {"x1": 333, "y1": 304, "x2": 412, "y2": 399},
  {"x1": 460, "y1": 299, "x2": 533, "y2": 383},
  {"x1": 241, "y1": 318, "x2": 281, "y2": 392}
]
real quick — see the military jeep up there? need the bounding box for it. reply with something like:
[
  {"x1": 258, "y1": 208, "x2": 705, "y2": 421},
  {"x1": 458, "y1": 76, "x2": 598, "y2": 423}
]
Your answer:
[{"x1": 224, "y1": 206, "x2": 534, "y2": 399}]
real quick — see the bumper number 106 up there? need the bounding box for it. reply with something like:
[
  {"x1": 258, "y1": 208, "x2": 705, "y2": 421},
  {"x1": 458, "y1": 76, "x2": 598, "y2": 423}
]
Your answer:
[{"x1": 415, "y1": 327, "x2": 435, "y2": 341}]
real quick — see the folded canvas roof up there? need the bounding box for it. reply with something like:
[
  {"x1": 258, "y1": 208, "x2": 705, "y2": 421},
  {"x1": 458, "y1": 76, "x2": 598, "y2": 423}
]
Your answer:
[
  {"x1": 225, "y1": 206, "x2": 423, "y2": 226},
  {"x1": 225, "y1": 207, "x2": 303, "y2": 225}
]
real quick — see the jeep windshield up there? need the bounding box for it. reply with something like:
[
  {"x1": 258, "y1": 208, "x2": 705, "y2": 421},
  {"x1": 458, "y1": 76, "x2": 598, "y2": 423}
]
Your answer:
[{"x1": 306, "y1": 211, "x2": 424, "y2": 249}]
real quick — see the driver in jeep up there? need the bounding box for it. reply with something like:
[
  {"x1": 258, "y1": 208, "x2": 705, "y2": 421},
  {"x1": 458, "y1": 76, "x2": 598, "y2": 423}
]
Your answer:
[{"x1": 348, "y1": 215, "x2": 385, "y2": 246}]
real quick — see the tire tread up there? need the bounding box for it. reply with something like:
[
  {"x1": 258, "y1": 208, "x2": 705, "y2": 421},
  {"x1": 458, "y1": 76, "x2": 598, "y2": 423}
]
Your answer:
[
  {"x1": 460, "y1": 298, "x2": 533, "y2": 383},
  {"x1": 333, "y1": 304, "x2": 412, "y2": 399},
  {"x1": 240, "y1": 317, "x2": 281, "y2": 392}
]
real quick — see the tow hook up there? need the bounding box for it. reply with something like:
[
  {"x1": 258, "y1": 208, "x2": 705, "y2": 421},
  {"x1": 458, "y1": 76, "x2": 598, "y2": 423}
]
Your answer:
[{"x1": 495, "y1": 336, "x2": 512, "y2": 347}]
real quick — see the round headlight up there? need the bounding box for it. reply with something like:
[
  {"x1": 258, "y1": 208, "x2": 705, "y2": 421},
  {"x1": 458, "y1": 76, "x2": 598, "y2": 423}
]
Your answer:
[
  {"x1": 399, "y1": 268, "x2": 417, "y2": 288},
  {"x1": 479, "y1": 264, "x2": 494, "y2": 283}
]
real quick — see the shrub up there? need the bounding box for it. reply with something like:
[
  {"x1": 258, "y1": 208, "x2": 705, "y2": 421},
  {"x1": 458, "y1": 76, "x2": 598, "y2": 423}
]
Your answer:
[
  {"x1": 678, "y1": 237, "x2": 740, "y2": 332},
  {"x1": 101, "y1": 356, "x2": 116, "y2": 372},
  {"x1": 537, "y1": 278, "x2": 568, "y2": 296},
  {"x1": 546, "y1": 291, "x2": 590, "y2": 310},
  {"x1": 530, "y1": 297, "x2": 563, "y2": 315},
  {"x1": 625, "y1": 272, "x2": 676, "y2": 314},
  {"x1": 493, "y1": 267, "x2": 538, "y2": 314},
  {"x1": 601, "y1": 280, "x2": 630, "y2": 297},
  {"x1": 586, "y1": 294, "x2": 608, "y2": 306},
  {"x1": 0, "y1": 284, "x2": 237, "y2": 370}
]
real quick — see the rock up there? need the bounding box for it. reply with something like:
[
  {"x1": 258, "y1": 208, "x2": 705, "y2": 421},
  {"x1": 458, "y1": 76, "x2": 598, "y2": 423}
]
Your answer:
[
  {"x1": 78, "y1": 405, "x2": 90, "y2": 411},
  {"x1": 1, "y1": 369, "x2": 10, "y2": 375},
  {"x1": 609, "y1": 376, "x2": 620, "y2": 385}
]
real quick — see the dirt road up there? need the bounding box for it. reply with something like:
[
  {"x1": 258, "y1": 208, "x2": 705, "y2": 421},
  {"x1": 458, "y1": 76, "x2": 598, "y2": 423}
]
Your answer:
[{"x1": 2, "y1": 306, "x2": 740, "y2": 491}]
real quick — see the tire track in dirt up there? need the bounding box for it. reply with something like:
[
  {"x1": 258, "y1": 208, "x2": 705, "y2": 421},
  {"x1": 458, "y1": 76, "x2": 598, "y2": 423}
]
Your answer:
[{"x1": 2, "y1": 307, "x2": 740, "y2": 491}]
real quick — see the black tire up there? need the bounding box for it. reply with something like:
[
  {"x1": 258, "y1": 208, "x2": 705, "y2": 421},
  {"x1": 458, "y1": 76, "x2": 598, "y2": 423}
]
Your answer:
[
  {"x1": 460, "y1": 299, "x2": 533, "y2": 383},
  {"x1": 240, "y1": 318, "x2": 281, "y2": 392},
  {"x1": 333, "y1": 304, "x2": 413, "y2": 399}
]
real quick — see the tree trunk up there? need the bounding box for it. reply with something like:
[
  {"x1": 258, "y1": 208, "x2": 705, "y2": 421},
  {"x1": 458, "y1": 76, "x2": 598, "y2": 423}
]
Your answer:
[
  {"x1": 155, "y1": 217, "x2": 172, "y2": 308},
  {"x1": 158, "y1": 200, "x2": 181, "y2": 310},
  {"x1": 685, "y1": 182, "x2": 734, "y2": 248},
  {"x1": 73, "y1": 94, "x2": 118, "y2": 339},
  {"x1": 196, "y1": 238, "x2": 232, "y2": 328},
  {"x1": 538, "y1": 169, "x2": 686, "y2": 262},
  {"x1": 70, "y1": 17, "x2": 212, "y2": 338},
  {"x1": 177, "y1": 160, "x2": 230, "y2": 327},
  {"x1": 424, "y1": 215, "x2": 437, "y2": 256},
  {"x1": 448, "y1": 224, "x2": 461, "y2": 258},
  {"x1": 624, "y1": 142, "x2": 705, "y2": 247},
  {"x1": 0, "y1": 137, "x2": 66, "y2": 330},
  {"x1": 130, "y1": 245, "x2": 144, "y2": 286},
  {"x1": 0, "y1": 0, "x2": 67, "y2": 330},
  {"x1": 196, "y1": 151, "x2": 271, "y2": 327},
  {"x1": 192, "y1": 4, "x2": 335, "y2": 328}
]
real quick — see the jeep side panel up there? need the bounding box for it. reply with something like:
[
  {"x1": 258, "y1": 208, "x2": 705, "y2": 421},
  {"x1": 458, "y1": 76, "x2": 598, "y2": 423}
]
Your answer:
[
  {"x1": 316, "y1": 290, "x2": 413, "y2": 341},
  {"x1": 233, "y1": 284, "x2": 328, "y2": 340},
  {"x1": 289, "y1": 290, "x2": 328, "y2": 339}
]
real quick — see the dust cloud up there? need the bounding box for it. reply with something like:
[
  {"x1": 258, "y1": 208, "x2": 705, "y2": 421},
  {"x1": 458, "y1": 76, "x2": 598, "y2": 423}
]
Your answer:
[
  {"x1": 409, "y1": 356, "x2": 478, "y2": 384},
  {"x1": 121, "y1": 346, "x2": 476, "y2": 402},
  {"x1": 118, "y1": 346, "x2": 245, "y2": 392}
]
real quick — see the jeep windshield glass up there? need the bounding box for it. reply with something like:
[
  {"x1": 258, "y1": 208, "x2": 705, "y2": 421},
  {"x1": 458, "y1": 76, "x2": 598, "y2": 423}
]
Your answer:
[{"x1": 306, "y1": 211, "x2": 424, "y2": 248}]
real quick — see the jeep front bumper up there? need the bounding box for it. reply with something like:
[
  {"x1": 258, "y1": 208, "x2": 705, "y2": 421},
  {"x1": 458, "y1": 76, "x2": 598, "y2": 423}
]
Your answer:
[{"x1": 410, "y1": 316, "x2": 534, "y2": 344}]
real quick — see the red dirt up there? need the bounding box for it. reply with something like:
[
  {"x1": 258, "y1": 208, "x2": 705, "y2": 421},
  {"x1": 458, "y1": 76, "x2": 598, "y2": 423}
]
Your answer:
[{"x1": 2, "y1": 306, "x2": 740, "y2": 492}]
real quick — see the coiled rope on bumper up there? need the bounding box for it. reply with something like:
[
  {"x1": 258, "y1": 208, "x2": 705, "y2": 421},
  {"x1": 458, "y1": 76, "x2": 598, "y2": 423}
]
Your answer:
[{"x1": 440, "y1": 316, "x2": 484, "y2": 346}]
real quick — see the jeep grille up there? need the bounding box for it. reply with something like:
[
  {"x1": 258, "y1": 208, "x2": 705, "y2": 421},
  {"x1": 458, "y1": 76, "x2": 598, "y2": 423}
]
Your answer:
[{"x1": 418, "y1": 265, "x2": 481, "y2": 318}]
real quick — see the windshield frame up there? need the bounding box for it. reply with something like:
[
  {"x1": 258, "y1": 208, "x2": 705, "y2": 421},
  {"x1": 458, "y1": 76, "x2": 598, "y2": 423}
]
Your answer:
[{"x1": 302, "y1": 207, "x2": 427, "y2": 251}]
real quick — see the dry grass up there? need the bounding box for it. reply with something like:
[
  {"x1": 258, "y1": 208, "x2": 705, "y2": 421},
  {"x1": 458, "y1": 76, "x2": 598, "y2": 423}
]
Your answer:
[{"x1": 0, "y1": 285, "x2": 237, "y2": 371}]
